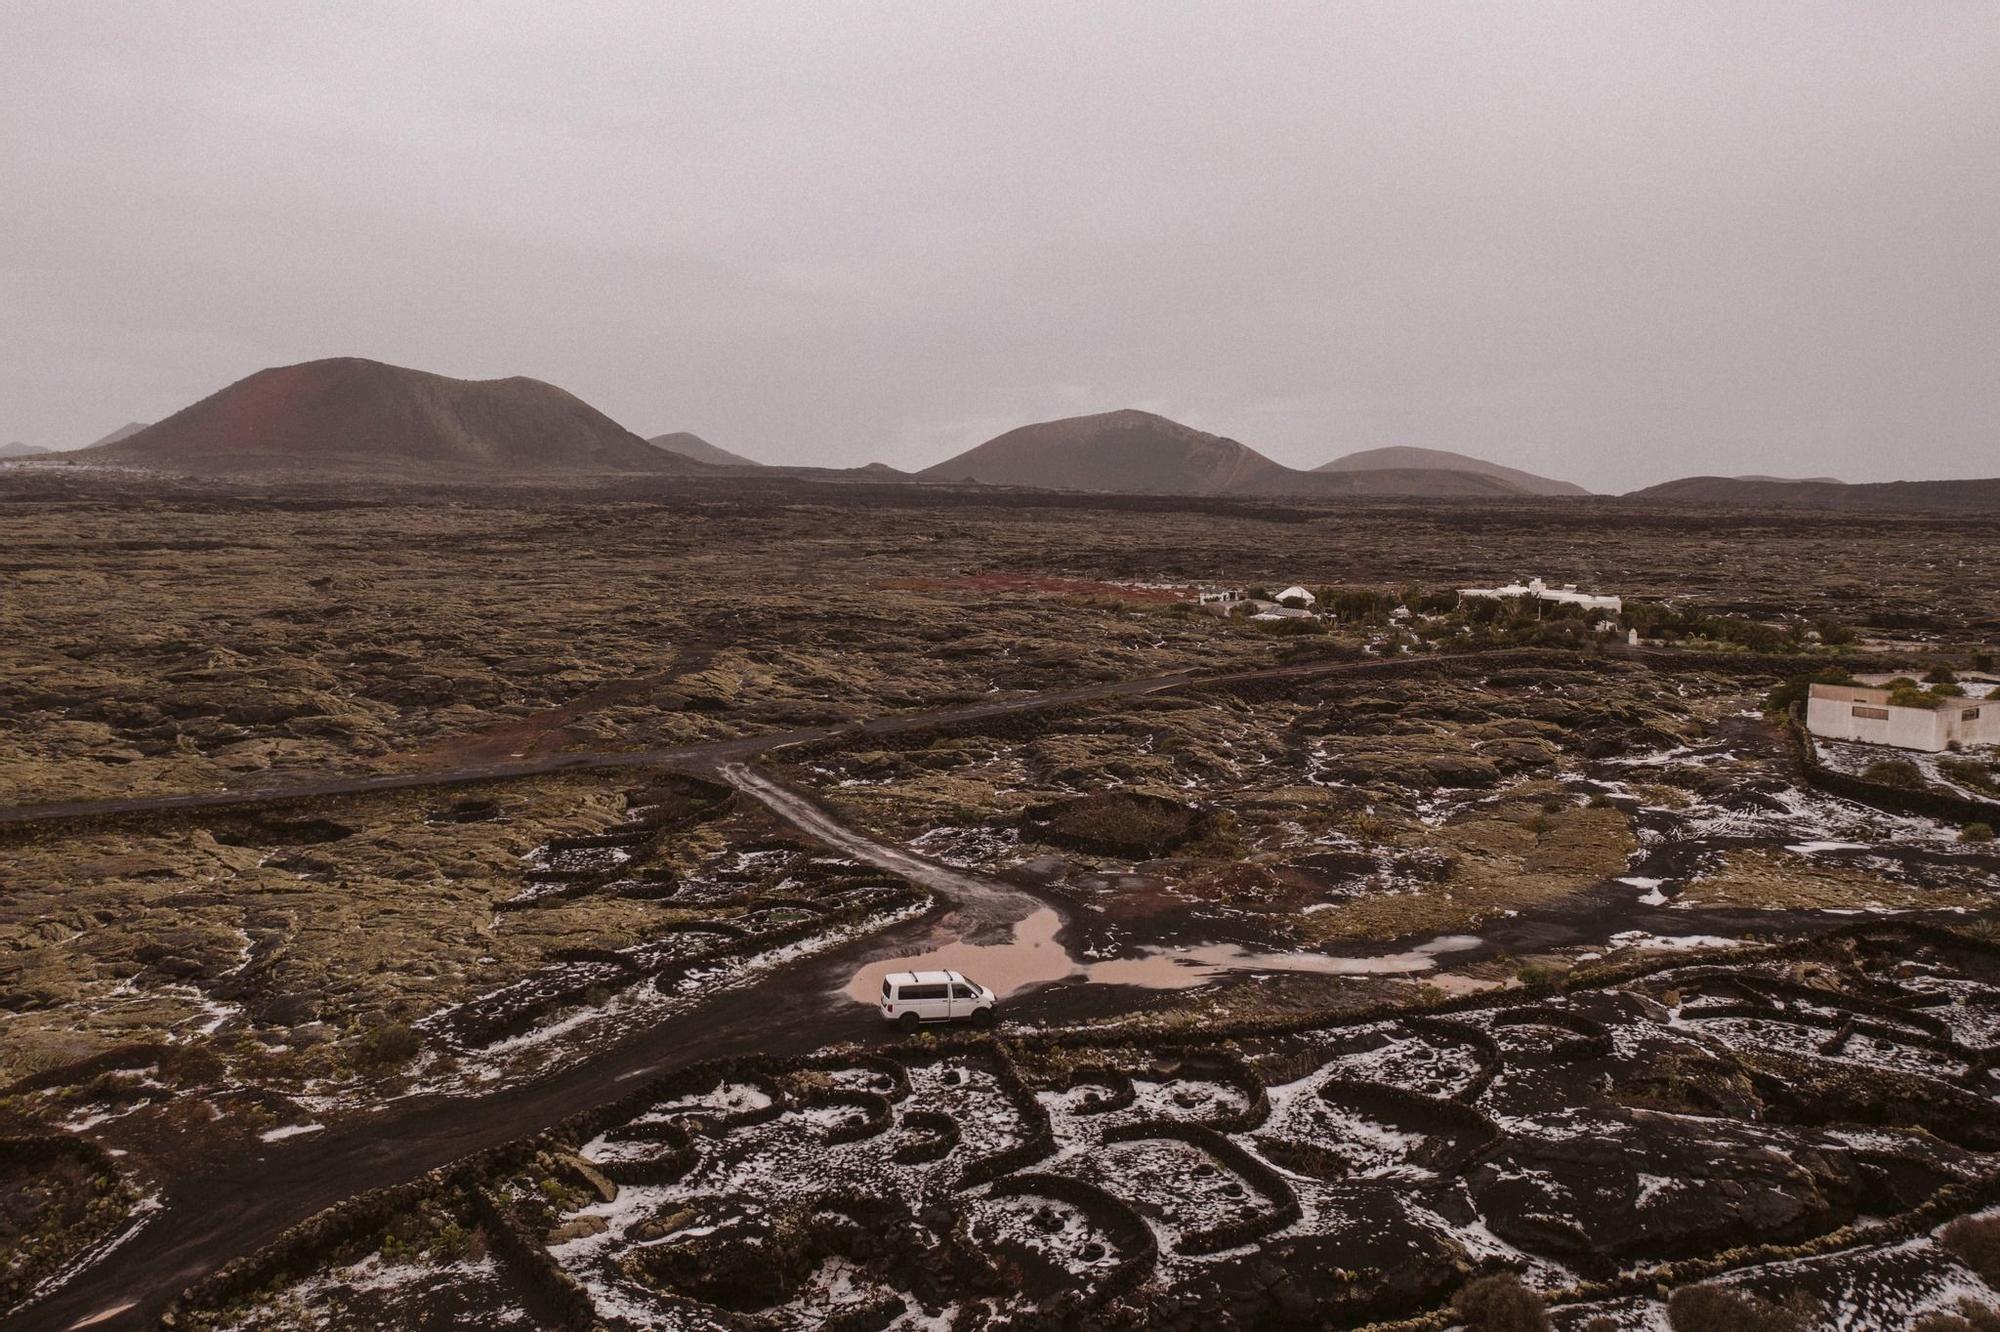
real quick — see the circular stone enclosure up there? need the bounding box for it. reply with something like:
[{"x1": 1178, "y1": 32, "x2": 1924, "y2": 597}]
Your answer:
[{"x1": 1020, "y1": 792, "x2": 1209, "y2": 858}]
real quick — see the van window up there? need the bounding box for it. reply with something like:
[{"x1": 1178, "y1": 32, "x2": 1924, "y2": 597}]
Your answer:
[
  {"x1": 951, "y1": 985, "x2": 976, "y2": 999},
  {"x1": 881, "y1": 978, "x2": 893, "y2": 1000},
  {"x1": 904, "y1": 984, "x2": 948, "y2": 1001}
]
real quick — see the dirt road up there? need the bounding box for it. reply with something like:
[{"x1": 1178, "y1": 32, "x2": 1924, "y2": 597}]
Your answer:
[
  {"x1": 5, "y1": 644, "x2": 1791, "y2": 1328},
  {"x1": 13, "y1": 766, "x2": 1078, "y2": 1332},
  {"x1": 717, "y1": 762, "x2": 1049, "y2": 936},
  {"x1": 0, "y1": 647, "x2": 1592, "y2": 831}
]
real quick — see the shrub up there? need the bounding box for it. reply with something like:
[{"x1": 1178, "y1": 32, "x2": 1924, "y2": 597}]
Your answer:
[
  {"x1": 1024, "y1": 792, "x2": 1201, "y2": 857},
  {"x1": 1765, "y1": 668, "x2": 1858, "y2": 713},
  {"x1": 1926, "y1": 666, "x2": 1962, "y2": 684},
  {"x1": 1944, "y1": 1215, "x2": 2000, "y2": 1285},
  {"x1": 1250, "y1": 615, "x2": 1327, "y2": 636},
  {"x1": 1692, "y1": 615, "x2": 1790, "y2": 653},
  {"x1": 1406, "y1": 587, "x2": 1459, "y2": 615},
  {"x1": 1451, "y1": 1272, "x2": 1550, "y2": 1332},
  {"x1": 1944, "y1": 756, "x2": 1992, "y2": 788},
  {"x1": 1666, "y1": 1284, "x2": 1817, "y2": 1332},
  {"x1": 1862, "y1": 758, "x2": 1926, "y2": 790},
  {"x1": 1964, "y1": 823, "x2": 1996, "y2": 845},
  {"x1": 1890, "y1": 685, "x2": 1945, "y2": 710},
  {"x1": 354, "y1": 1023, "x2": 422, "y2": 1069},
  {"x1": 1323, "y1": 586, "x2": 1397, "y2": 623},
  {"x1": 1914, "y1": 1299, "x2": 2000, "y2": 1332}
]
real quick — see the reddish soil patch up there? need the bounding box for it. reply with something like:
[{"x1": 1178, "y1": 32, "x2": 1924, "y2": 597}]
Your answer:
[
  {"x1": 386, "y1": 671, "x2": 680, "y2": 769},
  {"x1": 875, "y1": 575, "x2": 1195, "y2": 602}
]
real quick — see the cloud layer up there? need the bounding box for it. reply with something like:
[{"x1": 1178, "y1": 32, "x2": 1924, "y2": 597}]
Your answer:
[{"x1": 4, "y1": 2, "x2": 1996, "y2": 489}]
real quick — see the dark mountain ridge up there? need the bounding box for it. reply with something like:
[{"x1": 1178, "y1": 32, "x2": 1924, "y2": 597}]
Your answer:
[
  {"x1": 1628, "y1": 474, "x2": 2000, "y2": 511},
  {"x1": 1317, "y1": 445, "x2": 1589, "y2": 496},
  {"x1": 919, "y1": 410, "x2": 1535, "y2": 498},
  {"x1": 87, "y1": 358, "x2": 693, "y2": 474},
  {"x1": 648, "y1": 432, "x2": 763, "y2": 467}
]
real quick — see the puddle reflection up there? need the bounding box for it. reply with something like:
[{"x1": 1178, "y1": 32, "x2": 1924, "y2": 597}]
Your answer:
[
  {"x1": 842, "y1": 908, "x2": 1076, "y2": 1001},
  {"x1": 841, "y1": 908, "x2": 1483, "y2": 1003}
]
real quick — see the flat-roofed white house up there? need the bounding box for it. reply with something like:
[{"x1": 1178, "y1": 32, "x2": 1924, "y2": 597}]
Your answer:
[
  {"x1": 1458, "y1": 576, "x2": 1621, "y2": 614},
  {"x1": 1806, "y1": 683, "x2": 2000, "y2": 753}
]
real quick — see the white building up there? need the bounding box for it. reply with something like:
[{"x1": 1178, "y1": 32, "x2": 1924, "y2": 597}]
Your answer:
[
  {"x1": 1458, "y1": 576, "x2": 1621, "y2": 614},
  {"x1": 1806, "y1": 683, "x2": 2000, "y2": 753},
  {"x1": 1273, "y1": 585, "x2": 1317, "y2": 608}
]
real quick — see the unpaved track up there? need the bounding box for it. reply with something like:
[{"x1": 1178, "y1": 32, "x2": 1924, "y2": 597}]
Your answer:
[
  {"x1": 0, "y1": 647, "x2": 1606, "y2": 831},
  {"x1": 0, "y1": 670, "x2": 1197, "y2": 828},
  {"x1": 4, "y1": 645, "x2": 1775, "y2": 1328},
  {"x1": 10, "y1": 770, "x2": 1068, "y2": 1332},
  {"x1": 718, "y1": 763, "x2": 1048, "y2": 937}
]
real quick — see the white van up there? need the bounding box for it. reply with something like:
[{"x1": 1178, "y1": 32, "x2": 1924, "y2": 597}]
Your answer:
[{"x1": 880, "y1": 970, "x2": 996, "y2": 1031}]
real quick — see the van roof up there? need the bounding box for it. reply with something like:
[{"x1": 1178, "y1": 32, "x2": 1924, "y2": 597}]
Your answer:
[{"x1": 884, "y1": 970, "x2": 961, "y2": 986}]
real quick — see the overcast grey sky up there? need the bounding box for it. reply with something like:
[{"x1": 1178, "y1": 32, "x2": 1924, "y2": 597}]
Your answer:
[{"x1": 3, "y1": 2, "x2": 1996, "y2": 490}]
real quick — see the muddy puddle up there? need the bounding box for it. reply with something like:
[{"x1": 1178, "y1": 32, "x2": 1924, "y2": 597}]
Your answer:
[{"x1": 840, "y1": 907, "x2": 1483, "y2": 1003}]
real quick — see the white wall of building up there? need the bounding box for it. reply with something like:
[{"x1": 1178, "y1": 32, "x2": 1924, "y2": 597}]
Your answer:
[
  {"x1": 1457, "y1": 576, "x2": 1620, "y2": 614},
  {"x1": 1806, "y1": 692, "x2": 1948, "y2": 750},
  {"x1": 1806, "y1": 683, "x2": 1997, "y2": 753},
  {"x1": 1958, "y1": 703, "x2": 2000, "y2": 747}
]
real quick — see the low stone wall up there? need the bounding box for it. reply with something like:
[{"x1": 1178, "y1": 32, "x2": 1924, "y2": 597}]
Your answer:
[
  {"x1": 981, "y1": 1172, "x2": 1158, "y2": 1306},
  {"x1": 1612, "y1": 645, "x2": 1877, "y2": 676},
  {"x1": 1786, "y1": 703, "x2": 2000, "y2": 826},
  {"x1": 467, "y1": 1185, "x2": 600, "y2": 1331},
  {"x1": 1098, "y1": 1118, "x2": 1303, "y2": 1254}
]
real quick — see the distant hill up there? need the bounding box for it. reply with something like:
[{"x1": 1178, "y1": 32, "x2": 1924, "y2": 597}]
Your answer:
[
  {"x1": 86, "y1": 358, "x2": 693, "y2": 474},
  {"x1": 648, "y1": 432, "x2": 763, "y2": 467},
  {"x1": 1251, "y1": 466, "x2": 1531, "y2": 499},
  {"x1": 1629, "y1": 475, "x2": 2000, "y2": 511},
  {"x1": 0, "y1": 442, "x2": 48, "y2": 459},
  {"x1": 1316, "y1": 446, "x2": 1589, "y2": 497},
  {"x1": 918, "y1": 409, "x2": 1537, "y2": 499},
  {"x1": 86, "y1": 422, "x2": 149, "y2": 449},
  {"x1": 919, "y1": 410, "x2": 1285, "y2": 494},
  {"x1": 775, "y1": 460, "x2": 915, "y2": 482}
]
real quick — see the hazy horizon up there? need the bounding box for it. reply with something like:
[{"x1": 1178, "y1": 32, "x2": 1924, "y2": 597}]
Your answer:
[{"x1": 5, "y1": 2, "x2": 1997, "y2": 490}]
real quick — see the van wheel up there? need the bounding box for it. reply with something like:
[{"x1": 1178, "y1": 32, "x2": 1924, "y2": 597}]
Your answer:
[
  {"x1": 898, "y1": 1012, "x2": 921, "y2": 1033},
  {"x1": 971, "y1": 1008, "x2": 996, "y2": 1027}
]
